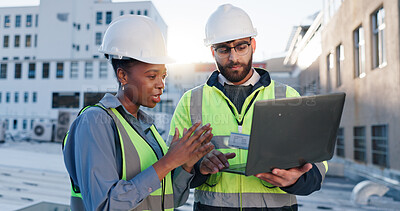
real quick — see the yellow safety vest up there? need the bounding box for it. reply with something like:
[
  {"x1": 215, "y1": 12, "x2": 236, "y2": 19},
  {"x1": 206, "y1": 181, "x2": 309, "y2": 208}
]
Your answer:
[
  {"x1": 64, "y1": 105, "x2": 174, "y2": 211},
  {"x1": 170, "y1": 78, "x2": 328, "y2": 209}
]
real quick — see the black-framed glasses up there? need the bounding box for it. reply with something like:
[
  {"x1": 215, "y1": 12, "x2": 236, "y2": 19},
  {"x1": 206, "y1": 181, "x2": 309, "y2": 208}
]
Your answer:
[{"x1": 213, "y1": 42, "x2": 251, "y2": 58}]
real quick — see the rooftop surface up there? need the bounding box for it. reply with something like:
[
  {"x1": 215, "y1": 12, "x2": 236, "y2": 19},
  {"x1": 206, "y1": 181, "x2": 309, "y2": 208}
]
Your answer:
[{"x1": 0, "y1": 141, "x2": 399, "y2": 211}]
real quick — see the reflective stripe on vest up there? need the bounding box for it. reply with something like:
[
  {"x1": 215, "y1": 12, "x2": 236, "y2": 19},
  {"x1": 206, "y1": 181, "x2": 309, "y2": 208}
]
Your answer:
[
  {"x1": 65, "y1": 105, "x2": 173, "y2": 211},
  {"x1": 189, "y1": 80, "x2": 327, "y2": 208}
]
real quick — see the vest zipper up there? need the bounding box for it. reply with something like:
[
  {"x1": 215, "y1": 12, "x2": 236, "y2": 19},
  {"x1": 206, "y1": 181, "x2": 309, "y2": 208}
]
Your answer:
[{"x1": 240, "y1": 148, "x2": 243, "y2": 211}]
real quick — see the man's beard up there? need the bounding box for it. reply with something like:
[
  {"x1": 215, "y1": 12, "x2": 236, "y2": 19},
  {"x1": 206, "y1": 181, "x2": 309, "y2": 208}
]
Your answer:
[{"x1": 217, "y1": 54, "x2": 253, "y2": 83}]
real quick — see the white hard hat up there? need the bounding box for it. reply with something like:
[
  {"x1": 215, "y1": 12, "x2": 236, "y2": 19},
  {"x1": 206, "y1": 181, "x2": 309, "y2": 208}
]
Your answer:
[
  {"x1": 99, "y1": 15, "x2": 174, "y2": 64},
  {"x1": 204, "y1": 4, "x2": 257, "y2": 46}
]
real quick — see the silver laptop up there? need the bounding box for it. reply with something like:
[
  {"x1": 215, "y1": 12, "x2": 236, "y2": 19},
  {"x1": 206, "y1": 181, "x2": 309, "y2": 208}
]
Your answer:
[{"x1": 222, "y1": 92, "x2": 346, "y2": 176}]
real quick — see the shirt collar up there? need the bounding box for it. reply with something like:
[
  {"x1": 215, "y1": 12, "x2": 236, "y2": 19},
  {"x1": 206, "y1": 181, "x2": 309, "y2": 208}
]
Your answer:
[
  {"x1": 99, "y1": 93, "x2": 154, "y2": 125},
  {"x1": 218, "y1": 68, "x2": 260, "y2": 86}
]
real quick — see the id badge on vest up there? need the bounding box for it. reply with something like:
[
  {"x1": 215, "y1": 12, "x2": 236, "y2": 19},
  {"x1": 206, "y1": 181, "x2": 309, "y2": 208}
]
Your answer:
[{"x1": 228, "y1": 127, "x2": 250, "y2": 149}]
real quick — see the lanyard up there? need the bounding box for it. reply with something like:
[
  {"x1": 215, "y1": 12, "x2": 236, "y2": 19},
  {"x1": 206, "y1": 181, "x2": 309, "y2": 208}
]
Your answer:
[{"x1": 225, "y1": 91, "x2": 260, "y2": 133}]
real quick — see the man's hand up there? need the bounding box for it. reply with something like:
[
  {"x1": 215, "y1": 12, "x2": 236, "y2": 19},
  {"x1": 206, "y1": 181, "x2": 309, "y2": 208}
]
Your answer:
[
  {"x1": 199, "y1": 150, "x2": 236, "y2": 175},
  {"x1": 255, "y1": 163, "x2": 313, "y2": 187},
  {"x1": 154, "y1": 122, "x2": 214, "y2": 180}
]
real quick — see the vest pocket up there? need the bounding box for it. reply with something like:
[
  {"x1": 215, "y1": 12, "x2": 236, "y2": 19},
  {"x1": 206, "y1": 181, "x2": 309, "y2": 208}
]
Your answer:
[{"x1": 205, "y1": 172, "x2": 221, "y2": 187}]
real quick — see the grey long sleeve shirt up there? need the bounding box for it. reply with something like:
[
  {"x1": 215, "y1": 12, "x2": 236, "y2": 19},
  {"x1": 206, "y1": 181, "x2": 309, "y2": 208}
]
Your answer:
[{"x1": 63, "y1": 93, "x2": 193, "y2": 210}]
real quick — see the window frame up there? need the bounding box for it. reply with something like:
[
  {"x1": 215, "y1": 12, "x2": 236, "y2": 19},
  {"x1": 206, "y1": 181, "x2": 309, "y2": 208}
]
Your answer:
[
  {"x1": 371, "y1": 124, "x2": 389, "y2": 167},
  {"x1": 26, "y1": 14, "x2": 32, "y2": 27},
  {"x1": 353, "y1": 126, "x2": 367, "y2": 162},
  {"x1": 84, "y1": 61, "x2": 93, "y2": 79},
  {"x1": 353, "y1": 25, "x2": 366, "y2": 78},
  {"x1": 335, "y1": 44, "x2": 344, "y2": 87},
  {"x1": 336, "y1": 127, "x2": 345, "y2": 157},
  {"x1": 14, "y1": 63, "x2": 22, "y2": 79},
  {"x1": 56, "y1": 62, "x2": 64, "y2": 79},
  {"x1": 371, "y1": 7, "x2": 387, "y2": 69},
  {"x1": 28, "y1": 63, "x2": 36, "y2": 79}
]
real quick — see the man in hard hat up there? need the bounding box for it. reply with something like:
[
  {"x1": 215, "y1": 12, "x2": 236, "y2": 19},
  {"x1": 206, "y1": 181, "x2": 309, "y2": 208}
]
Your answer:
[
  {"x1": 168, "y1": 4, "x2": 327, "y2": 210},
  {"x1": 63, "y1": 15, "x2": 215, "y2": 210}
]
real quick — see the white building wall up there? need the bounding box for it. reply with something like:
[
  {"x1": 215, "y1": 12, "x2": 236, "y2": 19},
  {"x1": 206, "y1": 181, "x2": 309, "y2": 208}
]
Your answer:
[
  {"x1": 0, "y1": 0, "x2": 169, "y2": 138},
  {"x1": 0, "y1": 7, "x2": 39, "y2": 60}
]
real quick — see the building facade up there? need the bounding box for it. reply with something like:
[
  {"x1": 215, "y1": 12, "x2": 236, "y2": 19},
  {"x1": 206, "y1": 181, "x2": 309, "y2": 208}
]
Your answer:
[
  {"x1": 0, "y1": 0, "x2": 171, "y2": 140},
  {"x1": 320, "y1": 0, "x2": 400, "y2": 183},
  {"x1": 284, "y1": 12, "x2": 322, "y2": 96}
]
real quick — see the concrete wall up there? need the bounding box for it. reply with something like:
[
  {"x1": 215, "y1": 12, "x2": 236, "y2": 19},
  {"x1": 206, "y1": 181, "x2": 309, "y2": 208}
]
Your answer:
[{"x1": 320, "y1": 0, "x2": 400, "y2": 171}]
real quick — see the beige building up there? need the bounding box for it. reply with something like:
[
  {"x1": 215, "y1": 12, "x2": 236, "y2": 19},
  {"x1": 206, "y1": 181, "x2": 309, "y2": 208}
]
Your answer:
[{"x1": 320, "y1": 0, "x2": 400, "y2": 184}]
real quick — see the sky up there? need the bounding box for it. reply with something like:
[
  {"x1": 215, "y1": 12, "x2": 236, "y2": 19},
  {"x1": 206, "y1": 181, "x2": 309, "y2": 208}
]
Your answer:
[{"x1": 0, "y1": 0, "x2": 323, "y2": 63}]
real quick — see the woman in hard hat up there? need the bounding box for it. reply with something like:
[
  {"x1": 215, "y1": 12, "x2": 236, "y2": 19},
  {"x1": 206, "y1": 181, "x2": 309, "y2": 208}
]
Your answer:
[{"x1": 63, "y1": 15, "x2": 214, "y2": 211}]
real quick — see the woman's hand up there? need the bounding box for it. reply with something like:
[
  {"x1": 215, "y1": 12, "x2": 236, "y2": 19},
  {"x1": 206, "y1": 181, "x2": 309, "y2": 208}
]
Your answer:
[{"x1": 153, "y1": 121, "x2": 214, "y2": 180}]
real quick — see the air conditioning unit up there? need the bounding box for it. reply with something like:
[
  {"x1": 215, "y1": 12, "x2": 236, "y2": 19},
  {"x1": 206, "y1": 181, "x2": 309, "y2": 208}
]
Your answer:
[
  {"x1": 31, "y1": 122, "x2": 54, "y2": 142},
  {"x1": 0, "y1": 120, "x2": 6, "y2": 143},
  {"x1": 54, "y1": 110, "x2": 77, "y2": 143}
]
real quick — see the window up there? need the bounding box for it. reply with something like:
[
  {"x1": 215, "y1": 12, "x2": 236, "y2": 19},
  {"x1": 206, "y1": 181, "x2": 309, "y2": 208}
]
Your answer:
[
  {"x1": 99, "y1": 61, "x2": 108, "y2": 78},
  {"x1": 144, "y1": 10, "x2": 148, "y2": 16},
  {"x1": 14, "y1": 35, "x2": 20, "y2": 47},
  {"x1": 3, "y1": 35, "x2": 9, "y2": 48},
  {"x1": 86, "y1": 45, "x2": 89, "y2": 51},
  {"x1": 70, "y1": 61, "x2": 78, "y2": 79},
  {"x1": 34, "y1": 34, "x2": 37, "y2": 47},
  {"x1": 13, "y1": 119, "x2": 18, "y2": 130},
  {"x1": 106, "y1": 11, "x2": 112, "y2": 24},
  {"x1": 87, "y1": 23, "x2": 90, "y2": 30},
  {"x1": 15, "y1": 15, "x2": 21, "y2": 27},
  {"x1": 5, "y1": 119, "x2": 9, "y2": 130},
  {"x1": 52, "y1": 92, "x2": 80, "y2": 108},
  {"x1": 372, "y1": 125, "x2": 388, "y2": 167},
  {"x1": 372, "y1": 7, "x2": 386, "y2": 68},
  {"x1": 120, "y1": 10, "x2": 124, "y2": 16},
  {"x1": 96, "y1": 12, "x2": 102, "y2": 25},
  {"x1": 84, "y1": 92, "x2": 110, "y2": 107},
  {"x1": 0, "y1": 92, "x2": 2, "y2": 103},
  {"x1": 85, "y1": 62, "x2": 93, "y2": 79},
  {"x1": 24, "y1": 92, "x2": 28, "y2": 103},
  {"x1": 28, "y1": 63, "x2": 35, "y2": 79},
  {"x1": 32, "y1": 92, "x2": 37, "y2": 103},
  {"x1": 153, "y1": 99, "x2": 174, "y2": 114},
  {"x1": 354, "y1": 26, "x2": 365, "y2": 78},
  {"x1": 354, "y1": 127, "x2": 366, "y2": 162},
  {"x1": 336, "y1": 128, "x2": 344, "y2": 157},
  {"x1": 326, "y1": 53, "x2": 333, "y2": 92},
  {"x1": 26, "y1": 14, "x2": 32, "y2": 27},
  {"x1": 0, "y1": 64, "x2": 7, "y2": 79},
  {"x1": 95, "y1": 32, "x2": 102, "y2": 45},
  {"x1": 56, "y1": 62, "x2": 64, "y2": 78},
  {"x1": 336, "y1": 44, "x2": 344, "y2": 87},
  {"x1": 137, "y1": 10, "x2": 141, "y2": 15},
  {"x1": 77, "y1": 24, "x2": 80, "y2": 30},
  {"x1": 14, "y1": 92, "x2": 19, "y2": 103},
  {"x1": 25, "y1": 35, "x2": 32, "y2": 47},
  {"x1": 6, "y1": 92, "x2": 10, "y2": 103},
  {"x1": 130, "y1": 10, "x2": 134, "y2": 14},
  {"x1": 42, "y1": 62, "x2": 49, "y2": 78},
  {"x1": 23, "y1": 119, "x2": 27, "y2": 130},
  {"x1": 35, "y1": 14, "x2": 38, "y2": 27},
  {"x1": 4, "y1": 15, "x2": 10, "y2": 28},
  {"x1": 15, "y1": 63, "x2": 22, "y2": 79}
]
